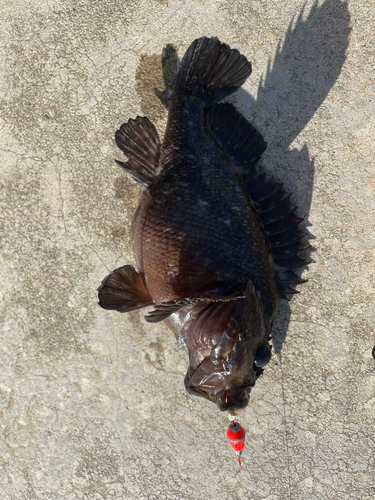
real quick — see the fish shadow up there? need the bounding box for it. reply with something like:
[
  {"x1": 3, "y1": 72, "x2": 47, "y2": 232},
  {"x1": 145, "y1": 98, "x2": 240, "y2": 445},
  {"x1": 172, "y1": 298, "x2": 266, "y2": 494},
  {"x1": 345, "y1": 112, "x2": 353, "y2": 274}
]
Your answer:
[{"x1": 155, "y1": 0, "x2": 350, "y2": 354}]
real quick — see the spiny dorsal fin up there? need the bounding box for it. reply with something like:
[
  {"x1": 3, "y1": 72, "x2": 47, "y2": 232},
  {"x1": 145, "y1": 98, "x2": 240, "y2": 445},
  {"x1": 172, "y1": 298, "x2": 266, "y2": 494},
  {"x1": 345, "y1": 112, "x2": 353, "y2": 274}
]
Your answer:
[
  {"x1": 115, "y1": 116, "x2": 160, "y2": 187},
  {"x1": 98, "y1": 265, "x2": 153, "y2": 313},
  {"x1": 205, "y1": 102, "x2": 310, "y2": 297}
]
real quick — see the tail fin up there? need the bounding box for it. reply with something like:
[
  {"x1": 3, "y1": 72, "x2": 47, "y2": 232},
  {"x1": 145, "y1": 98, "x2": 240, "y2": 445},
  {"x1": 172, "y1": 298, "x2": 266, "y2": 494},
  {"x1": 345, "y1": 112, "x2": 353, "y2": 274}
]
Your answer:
[{"x1": 175, "y1": 37, "x2": 251, "y2": 107}]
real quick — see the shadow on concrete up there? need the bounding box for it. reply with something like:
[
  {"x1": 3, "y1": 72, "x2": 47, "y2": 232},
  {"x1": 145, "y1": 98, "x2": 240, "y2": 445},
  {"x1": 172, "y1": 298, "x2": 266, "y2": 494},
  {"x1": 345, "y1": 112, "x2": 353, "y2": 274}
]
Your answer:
[{"x1": 154, "y1": 0, "x2": 350, "y2": 353}]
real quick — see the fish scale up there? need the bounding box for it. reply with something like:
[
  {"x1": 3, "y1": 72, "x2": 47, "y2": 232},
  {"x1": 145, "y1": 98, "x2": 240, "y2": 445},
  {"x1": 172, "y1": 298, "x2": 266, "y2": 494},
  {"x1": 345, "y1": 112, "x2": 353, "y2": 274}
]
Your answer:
[{"x1": 142, "y1": 161, "x2": 272, "y2": 307}]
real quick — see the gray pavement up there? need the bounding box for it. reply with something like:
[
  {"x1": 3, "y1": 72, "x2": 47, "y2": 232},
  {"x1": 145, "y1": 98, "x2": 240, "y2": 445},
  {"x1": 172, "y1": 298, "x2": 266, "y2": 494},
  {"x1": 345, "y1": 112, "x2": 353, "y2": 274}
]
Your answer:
[{"x1": 0, "y1": 0, "x2": 374, "y2": 499}]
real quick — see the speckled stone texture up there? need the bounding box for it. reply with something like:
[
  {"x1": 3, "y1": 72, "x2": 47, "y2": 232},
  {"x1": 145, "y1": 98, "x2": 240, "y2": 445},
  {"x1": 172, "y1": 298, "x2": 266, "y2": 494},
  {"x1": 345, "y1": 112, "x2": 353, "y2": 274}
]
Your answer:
[{"x1": 0, "y1": 1, "x2": 374, "y2": 499}]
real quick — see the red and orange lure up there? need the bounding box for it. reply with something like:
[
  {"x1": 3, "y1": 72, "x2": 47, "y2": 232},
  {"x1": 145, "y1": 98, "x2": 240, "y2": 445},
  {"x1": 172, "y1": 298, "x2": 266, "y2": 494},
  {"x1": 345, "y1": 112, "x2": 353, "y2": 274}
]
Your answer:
[{"x1": 226, "y1": 420, "x2": 246, "y2": 466}]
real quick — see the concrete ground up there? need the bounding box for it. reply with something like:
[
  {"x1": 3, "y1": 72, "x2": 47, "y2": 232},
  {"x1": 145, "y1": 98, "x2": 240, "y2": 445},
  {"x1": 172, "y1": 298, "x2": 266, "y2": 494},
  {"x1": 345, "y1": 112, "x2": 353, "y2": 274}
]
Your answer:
[{"x1": 0, "y1": 0, "x2": 374, "y2": 498}]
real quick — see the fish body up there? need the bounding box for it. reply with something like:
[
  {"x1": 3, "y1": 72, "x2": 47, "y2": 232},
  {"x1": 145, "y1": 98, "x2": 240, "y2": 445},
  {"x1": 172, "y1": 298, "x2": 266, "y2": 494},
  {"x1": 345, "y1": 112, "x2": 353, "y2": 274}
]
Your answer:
[
  {"x1": 99, "y1": 38, "x2": 308, "y2": 413},
  {"x1": 135, "y1": 95, "x2": 278, "y2": 311}
]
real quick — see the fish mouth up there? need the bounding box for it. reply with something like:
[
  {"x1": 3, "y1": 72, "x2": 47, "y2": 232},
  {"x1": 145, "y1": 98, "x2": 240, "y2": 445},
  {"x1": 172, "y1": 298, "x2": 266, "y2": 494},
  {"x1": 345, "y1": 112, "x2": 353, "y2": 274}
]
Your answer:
[
  {"x1": 187, "y1": 386, "x2": 251, "y2": 412},
  {"x1": 185, "y1": 371, "x2": 252, "y2": 412},
  {"x1": 215, "y1": 387, "x2": 251, "y2": 412}
]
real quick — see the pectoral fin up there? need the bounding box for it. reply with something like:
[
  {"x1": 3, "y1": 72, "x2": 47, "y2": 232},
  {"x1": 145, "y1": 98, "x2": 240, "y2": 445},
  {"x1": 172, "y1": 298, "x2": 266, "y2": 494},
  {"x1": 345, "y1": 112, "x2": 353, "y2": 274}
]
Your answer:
[{"x1": 98, "y1": 265, "x2": 153, "y2": 313}]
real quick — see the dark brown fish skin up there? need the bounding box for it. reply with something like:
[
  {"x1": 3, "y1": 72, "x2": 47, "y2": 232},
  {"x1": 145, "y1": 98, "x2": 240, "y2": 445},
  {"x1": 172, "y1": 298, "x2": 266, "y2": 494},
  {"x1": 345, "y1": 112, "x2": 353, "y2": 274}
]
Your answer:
[
  {"x1": 130, "y1": 103, "x2": 279, "y2": 410},
  {"x1": 133, "y1": 96, "x2": 279, "y2": 311},
  {"x1": 99, "y1": 38, "x2": 308, "y2": 413}
]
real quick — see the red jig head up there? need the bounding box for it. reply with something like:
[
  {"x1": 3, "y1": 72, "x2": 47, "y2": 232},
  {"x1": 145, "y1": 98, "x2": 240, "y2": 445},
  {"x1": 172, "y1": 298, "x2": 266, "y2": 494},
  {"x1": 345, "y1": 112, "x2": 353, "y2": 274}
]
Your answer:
[{"x1": 226, "y1": 420, "x2": 245, "y2": 466}]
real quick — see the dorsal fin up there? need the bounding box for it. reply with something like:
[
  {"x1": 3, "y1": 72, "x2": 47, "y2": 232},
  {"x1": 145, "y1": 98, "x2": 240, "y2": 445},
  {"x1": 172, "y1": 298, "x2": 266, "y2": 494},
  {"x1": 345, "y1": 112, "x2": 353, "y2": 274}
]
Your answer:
[
  {"x1": 206, "y1": 103, "x2": 309, "y2": 297},
  {"x1": 115, "y1": 116, "x2": 160, "y2": 187}
]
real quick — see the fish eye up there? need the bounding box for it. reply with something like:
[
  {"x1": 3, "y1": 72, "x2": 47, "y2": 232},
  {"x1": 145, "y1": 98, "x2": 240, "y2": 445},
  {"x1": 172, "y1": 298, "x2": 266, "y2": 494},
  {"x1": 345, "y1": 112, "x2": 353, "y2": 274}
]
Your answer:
[{"x1": 254, "y1": 344, "x2": 272, "y2": 368}]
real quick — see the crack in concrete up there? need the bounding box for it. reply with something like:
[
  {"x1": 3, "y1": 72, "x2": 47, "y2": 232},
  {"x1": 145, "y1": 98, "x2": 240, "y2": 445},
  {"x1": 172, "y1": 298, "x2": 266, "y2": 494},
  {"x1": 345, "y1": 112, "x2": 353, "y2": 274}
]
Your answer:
[
  {"x1": 179, "y1": 7, "x2": 205, "y2": 36},
  {"x1": 131, "y1": 1, "x2": 187, "y2": 52},
  {"x1": 57, "y1": 161, "x2": 68, "y2": 236}
]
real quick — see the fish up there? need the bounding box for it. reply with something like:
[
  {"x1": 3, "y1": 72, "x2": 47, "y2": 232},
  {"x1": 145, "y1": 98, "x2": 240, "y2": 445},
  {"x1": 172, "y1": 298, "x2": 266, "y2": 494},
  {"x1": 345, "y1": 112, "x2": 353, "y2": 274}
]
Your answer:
[{"x1": 98, "y1": 37, "x2": 309, "y2": 415}]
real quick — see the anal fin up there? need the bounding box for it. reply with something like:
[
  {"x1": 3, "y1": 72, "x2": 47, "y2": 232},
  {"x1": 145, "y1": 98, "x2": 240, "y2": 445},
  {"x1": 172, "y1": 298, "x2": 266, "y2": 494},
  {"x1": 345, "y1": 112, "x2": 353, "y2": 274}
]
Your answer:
[
  {"x1": 98, "y1": 265, "x2": 153, "y2": 313},
  {"x1": 115, "y1": 116, "x2": 160, "y2": 187}
]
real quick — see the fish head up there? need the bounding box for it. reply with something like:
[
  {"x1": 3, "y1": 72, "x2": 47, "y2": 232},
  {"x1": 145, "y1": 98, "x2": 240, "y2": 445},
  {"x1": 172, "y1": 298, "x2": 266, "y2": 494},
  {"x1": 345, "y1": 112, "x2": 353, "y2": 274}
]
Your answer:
[{"x1": 184, "y1": 281, "x2": 273, "y2": 414}]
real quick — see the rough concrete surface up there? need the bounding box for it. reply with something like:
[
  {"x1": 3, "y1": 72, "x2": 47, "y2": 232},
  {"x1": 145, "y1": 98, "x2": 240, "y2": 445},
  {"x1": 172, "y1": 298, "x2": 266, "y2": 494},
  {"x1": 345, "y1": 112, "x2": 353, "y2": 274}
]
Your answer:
[{"x1": 0, "y1": 0, "x2": 374, "y2": 498}]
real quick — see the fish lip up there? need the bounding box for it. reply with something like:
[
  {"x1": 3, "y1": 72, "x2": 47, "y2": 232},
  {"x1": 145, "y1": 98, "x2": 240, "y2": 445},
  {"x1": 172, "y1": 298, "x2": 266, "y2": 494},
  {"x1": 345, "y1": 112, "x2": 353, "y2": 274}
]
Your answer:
[
  {"x1": 216, "y1": 389, "x2": 251, "y2": 412},
  {"x1": 217, "y1": 399, "x2": 249, "y2": 412}
]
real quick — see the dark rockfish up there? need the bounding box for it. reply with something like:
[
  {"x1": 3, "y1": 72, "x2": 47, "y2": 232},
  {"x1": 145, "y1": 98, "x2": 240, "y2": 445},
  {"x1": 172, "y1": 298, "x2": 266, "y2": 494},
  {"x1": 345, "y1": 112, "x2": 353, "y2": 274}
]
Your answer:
[{"x1": 98, "y1": 38, "x2": 308, "y2": 414}]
